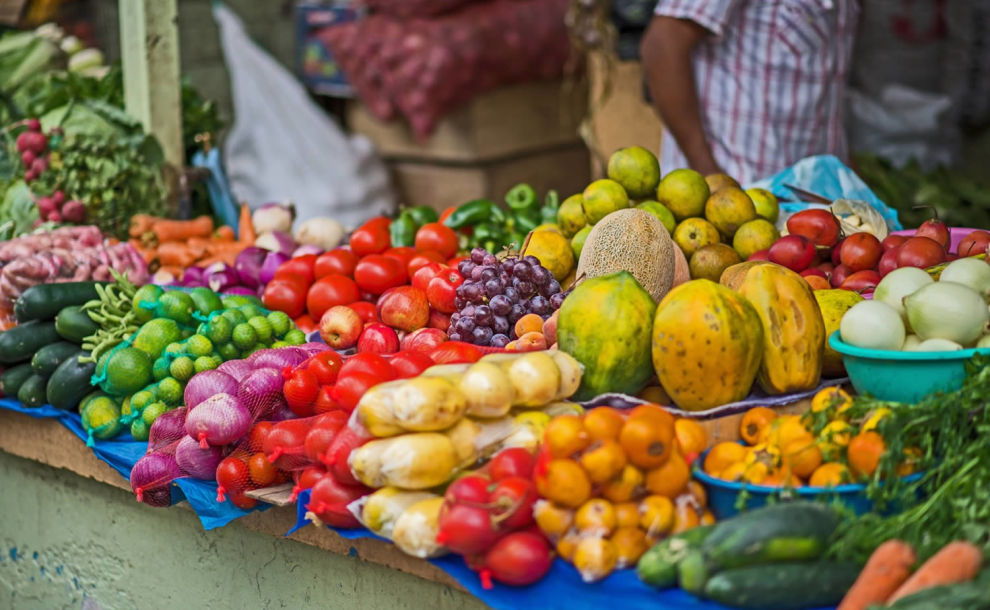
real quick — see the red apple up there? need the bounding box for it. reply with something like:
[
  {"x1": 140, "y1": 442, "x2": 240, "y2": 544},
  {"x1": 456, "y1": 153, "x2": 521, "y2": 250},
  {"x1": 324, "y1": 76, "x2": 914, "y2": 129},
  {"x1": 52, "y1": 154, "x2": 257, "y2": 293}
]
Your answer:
[
  {"x1": 400, "y1": 327, "x2": 448, "y2": 353},
  {"x1": 319, "y1": 306, "x2": 363, "y2": 349},
  {"x1": 840, "y1": 269, "x2": 881, "y2": 294},
  {"x1": 957, "y1": 230, "x2": 990, "y2": 257},
  {"x1": 896, "y1": 236, "x2": 946, "y2": 269},
  {"x1": 839, "y1": 233, "x2": 883, "y2": 272},
  {"x1": 426, "y1": 268, "x2": 465, "y2": 314},
  {"x1": 786, "y1": 209, "x2": 842, "y2": 247},
  {"x1": 830, "y1": 264, "x2": 852, "y2": 288},
  {"x1": 411, "y1": 262, "x2": 446, "y2": 293},
  {"x1": 878, "y1": 247, "x2": 900, "y2": 277},
  {"x1": 914, "y1": 214, "x2": 950, "y2": 250},
  {"x1": 768, "y1": 235, "x2": 816, "y2": 272},
  {"x1": 377, "y1": 286, "x2": 430, "y2": 332},
  {"x1": 357, "y1": 323, "x2": 400, "y2": 354},
  {"x1": 428, "y1": 309, "x2": 451, "y2": 331},
  {"x1": 748, "y1": 249, "x2": 770, "y2": 262},
  {"x1": 882, "y1": 234, "x2": 907, "y2": 252},
  {"x1": 801, "y1": 267, "x2": 827, "y2": 279}
]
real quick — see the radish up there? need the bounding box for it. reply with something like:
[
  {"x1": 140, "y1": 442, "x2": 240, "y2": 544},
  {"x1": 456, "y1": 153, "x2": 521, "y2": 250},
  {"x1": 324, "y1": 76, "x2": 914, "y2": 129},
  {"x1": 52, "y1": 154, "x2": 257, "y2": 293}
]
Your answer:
[
  {"x1": 174, "y1": 435, "x2": 224, "y2": 480},
  {"x1": 184, "y1": 392, "x2": 251, "y2": 448}
]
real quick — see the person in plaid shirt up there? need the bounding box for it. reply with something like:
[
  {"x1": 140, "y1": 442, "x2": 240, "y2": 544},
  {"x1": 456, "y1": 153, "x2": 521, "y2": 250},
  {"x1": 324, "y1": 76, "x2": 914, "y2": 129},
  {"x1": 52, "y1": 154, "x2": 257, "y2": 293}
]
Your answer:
[{"x1": 640, "y1": 0, "x2": 860, "y2": 184}]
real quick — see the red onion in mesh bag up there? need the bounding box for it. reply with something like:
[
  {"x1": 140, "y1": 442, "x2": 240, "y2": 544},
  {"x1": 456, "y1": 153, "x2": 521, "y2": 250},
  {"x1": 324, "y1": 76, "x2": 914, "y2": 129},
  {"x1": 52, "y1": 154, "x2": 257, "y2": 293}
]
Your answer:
[
  {"x1": 130, "y1": 451, "x2": 182, "y2": 507},
  {"x1": 217, "y1": 359, "x2": 254, "y2": 382},
  {"x1": 175, "y1": 435, "x2": 225, "y2": 480},
  {"x1": 184, "y1": 370, "x2": 238, "y2": 411},
  {"x1": 237, "y1": 367, "x2": 285, "y2": 417},
  {"x1": 298, "y1": 342, "x2": 330, "y2": 356},
  {"x1": 270, "y1": 395, "x2": 297, "y2": 422},
  {"x1": 365, "y1": 0, "x2": 470, "y2": 18},
  {"x1": 248, "y1": 347, "x2": 308, "y2": 369},
  {"x1": 147, "y1": 407, "x2": 188, "y2": 452},
  {"x1": 185, "y1": 393, "x2": 252, "y2": 448}
]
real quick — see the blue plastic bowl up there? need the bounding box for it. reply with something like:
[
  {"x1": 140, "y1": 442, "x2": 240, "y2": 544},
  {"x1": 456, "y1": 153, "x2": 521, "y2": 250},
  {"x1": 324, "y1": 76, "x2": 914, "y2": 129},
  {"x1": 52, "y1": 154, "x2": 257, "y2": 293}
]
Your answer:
[
  {"x1": 694, "y1": 444, "x2": 923, "y2": 519},
  {"x1": 829, "y1": 331, "x2": 989, "y2": 403}
]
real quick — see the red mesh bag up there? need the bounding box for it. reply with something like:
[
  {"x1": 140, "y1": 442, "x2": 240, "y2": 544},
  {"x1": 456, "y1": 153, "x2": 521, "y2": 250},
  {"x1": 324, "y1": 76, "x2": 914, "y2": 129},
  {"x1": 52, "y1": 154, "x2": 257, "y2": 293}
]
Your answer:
[{"x1": 363, "y1": 0, "x2": 477, "y2": 18}]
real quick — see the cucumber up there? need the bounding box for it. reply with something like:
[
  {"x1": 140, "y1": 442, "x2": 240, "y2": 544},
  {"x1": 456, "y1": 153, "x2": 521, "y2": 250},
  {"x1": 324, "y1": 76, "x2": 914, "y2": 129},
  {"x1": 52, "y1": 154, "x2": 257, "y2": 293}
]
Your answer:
[
  {"x1": 47, "y1": 351, "x2": 95, "y2": 410},
  {"x1": 0, "y1": 363, "x2": 35, "y2": 397},
  {"x1": 677, "y1": 549, "x2": 709, "y2": 596},
  {"x1": 0, "y1": 321, "x2": 60, "y2": 364},
  {"x1": 17, "y1": 373, "x2": 49, "y2": 407},
  {"x1": 31, "y1": 341, "x2": 83, "y2": 377},
  {"x1": 14, "y1": 281, "x2": 103, "y2": 323},
  {"x1": 55, "y1": 305, "x2": 99, "y2": 343},
  {"x1": 702, "y1": 502, "x2": 840, "y2": 570},
  {"x1": 638, "y1": 524, "x2": 715, "y2": 589},
  {"x1": 702, "y1": 561, "x2": 859, "y2": 610}
]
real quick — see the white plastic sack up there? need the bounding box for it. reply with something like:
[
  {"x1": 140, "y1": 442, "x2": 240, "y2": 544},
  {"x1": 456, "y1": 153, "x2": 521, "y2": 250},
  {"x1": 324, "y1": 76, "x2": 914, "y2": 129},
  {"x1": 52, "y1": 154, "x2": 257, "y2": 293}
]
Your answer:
[{"x1": 214, "y1": 3, "x2": 396, "y2": 228}]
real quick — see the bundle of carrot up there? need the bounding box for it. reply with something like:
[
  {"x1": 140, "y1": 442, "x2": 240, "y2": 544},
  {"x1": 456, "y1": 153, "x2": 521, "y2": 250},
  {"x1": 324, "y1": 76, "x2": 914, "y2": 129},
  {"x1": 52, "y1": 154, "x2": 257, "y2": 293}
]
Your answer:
[{"x1": 128, "y1": 204, "x2": 256, "y2": 278}]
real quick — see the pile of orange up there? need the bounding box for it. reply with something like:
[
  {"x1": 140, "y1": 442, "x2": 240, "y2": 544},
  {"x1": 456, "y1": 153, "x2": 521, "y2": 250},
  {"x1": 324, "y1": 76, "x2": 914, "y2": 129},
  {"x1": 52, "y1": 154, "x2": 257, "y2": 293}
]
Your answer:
[
  {"x1": 532, "y1": 404, "x2": 713, "y2": 582},
  {"x1": 703, "y1": 387, "x2": 917, "y2": 488}
]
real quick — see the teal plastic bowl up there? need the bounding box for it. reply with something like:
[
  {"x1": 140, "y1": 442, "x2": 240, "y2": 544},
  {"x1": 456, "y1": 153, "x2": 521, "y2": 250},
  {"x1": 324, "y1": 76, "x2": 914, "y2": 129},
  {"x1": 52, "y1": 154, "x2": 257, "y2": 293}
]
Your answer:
[{"x1": 829, "y1": 331, "x2": 989, "y2": 403}]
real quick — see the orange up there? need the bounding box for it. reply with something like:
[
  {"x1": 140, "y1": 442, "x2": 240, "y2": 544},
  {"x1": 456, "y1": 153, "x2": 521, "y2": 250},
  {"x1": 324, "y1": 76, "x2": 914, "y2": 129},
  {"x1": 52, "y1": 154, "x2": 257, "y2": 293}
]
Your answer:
[
  {"x1": 739, "y1": 406, "x2": 776, "y2": 445},
  {"x1": 781, "y1": 438, "x2": 823, "y2": 479},
  {"x1": 533, "y1": 500, "x2": 574, "y2": 540},
  {"x1": 671, "y1": 498, "x2": 701, "y2": 534},
  {"x1": 514, "y1": 313, "x2": 544, "y2": 338},
  {"x1": 639, "y1": 495, "x2": 675, "y2": 536},
  {"x1": 583, "y1": 407, "x2": 625, "y2": 441},
  {"x1": 818, "y1": 420, "x2": 854, "y2": 460},
  {"x1": 811, "y1": 386, "x2": 853, "y2": 417},
  {"x1": 574, "y1": 499, "x2": 618, "y2": 537},
  {"x1": 674, "y1": 418, "x2": 707, "y2": 456},
  {"x1": 544, "y1": 414, "x2": 590, "y2": 458},
  {"x1": 536, "y1": 458, "x2": 592, "y2": 508},
  {"x1": 611, "y1": 527, "x2": 650, "y2": 568},
  {"x1": 760, "y1": 468, "x2": 802, "y2": 488},
  {"x1": 601, "y1": 464, "x2": 645, "y2": 503},
  {"x1": 896, "y1": 447, "x2": 923, "y2": 477},
  {"x1": 741, "y1": 461, "x2": 771, "y2": 484},
  {"x1": 556, "y1": 530, "x2": 581, "y2": 562},
  {"x1": 767, "y1": 415, "x2": 812, "y2": 449},
  {"x1": 580, "y1": 439, "x2": 628, "y2": 483},
  {"x1": 809, "y1": 462, "x2": 849, "y2": 487},
  {"x1": 614, "y1": 502, "x2": 640, "y2": 528},
  {"x1": 700, "y1": 509, "x2": 716, "y2": 525},
  {"x1": 847, "y1": 431, "x2": 885, "y2": 478},
  {"x1": 718, "y1": 461, "x2": 747, "y2": 482},
  {"x1": 686, "y1": 480, "x2": 707, "y2": 507},
  {"x1": 644, "y1": 451, "x2": 690, "y2": 498},
  {"x1": 619, "y1": 406, "x2": 675, "y2": 469},
  {"x1": 743, "y1": 443, "x2": 782, "y2": 470},
  {"x1": 703, "y1": 442, "x2": 747, "y2": 476},
  {"x1": 572, "y1": 537, "x2": 619, "y2": 583}
]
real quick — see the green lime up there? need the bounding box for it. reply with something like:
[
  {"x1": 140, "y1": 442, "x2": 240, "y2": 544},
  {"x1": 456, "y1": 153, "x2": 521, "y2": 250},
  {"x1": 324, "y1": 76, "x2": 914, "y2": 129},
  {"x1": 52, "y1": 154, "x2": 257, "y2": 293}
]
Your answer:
[
  {"x1": 207, "y1": 316, "x2": 233, "y2": 344},
  {"x1": 270, "y1": 340, "x2": 291, "y2": 349},
  {"x1": 164, "y1": 342, "x2": 184, "y2": 356},
  {"x1": 232, "y1": 323, "x2": 258, "y2": 350},
  {"x1": 132, "y1": 318, "x2": 182, "y2": 358},
  {"x1": 157, "y1": 377, "x2": 183, "y2": 406},
  {"x1": 238, "y1": 304, "x2": 263, "y2": 320},
  {"x1": 217, "y1": 342, "x2": 240, "y2": 361},
  {"x1": 157, "y1": 291, "x2": 196, "y2": 326},
  {"x1": 141, "y1": 401, "x2": 168, "y2": 427},
  {"x1": 130, "y1": 390, "x2": 155, "y2": 412},
  {"x1": 130, "y1": 417, "x2": 150, "y2": 441},
  {"x1": 120, "y1": 395, "x2": 133, "y2": 419},
  {"x1": 221, "y1": 295, "x2": 251, "y2": 309},
  {"x1": 81, "y1": 396, "x2": 122, "y2": 440},
  {"x1": 185, "y1": 334, "x2": 214, "y2": 358},
  {"x1": 169, "y1": 356, "x2": 196, "y2": 382},
  {"x1": 103, "y1": 347, "x2": 153, "y2": 396},
  {"x1": 132, "y1": 284, "x2": 164, "y2": 324},
  {"x1": 189, "y1": 287, "x2": 224, "y2": 316},
  {"x1": 181, "y1": 328, "x2": 193, "y2": 340},
  {"x1": 193, "y1": 355, "x2": 219, "y2": 373},
  {"x1": 152, "y1": 356, "x2": 171, "y2": 381},
  {"x1": 78, "y1": 390, "x2": 105, "y2": 413},
  {"x1": 267, "y1": 311, "x2": 291, "y2": 338},
  {"x1": 284, "y1": 329, "x2": 306, "y2": 345},
  {"x1": 222, "y1": 308, "x2": 247, "y2": 326},
  {"x1": 248, "y1": 316, "x2": 273, "y2": 343},
  {"x1": 607, "y1": 146, "x2": 661, "y2": 199}
]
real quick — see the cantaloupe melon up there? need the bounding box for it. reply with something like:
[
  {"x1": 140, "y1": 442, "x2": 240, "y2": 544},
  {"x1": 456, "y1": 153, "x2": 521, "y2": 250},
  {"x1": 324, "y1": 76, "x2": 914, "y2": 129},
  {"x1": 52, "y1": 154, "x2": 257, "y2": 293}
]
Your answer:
[{"x1": 576, "y1": 208, "x2": 675, "y2": 302}]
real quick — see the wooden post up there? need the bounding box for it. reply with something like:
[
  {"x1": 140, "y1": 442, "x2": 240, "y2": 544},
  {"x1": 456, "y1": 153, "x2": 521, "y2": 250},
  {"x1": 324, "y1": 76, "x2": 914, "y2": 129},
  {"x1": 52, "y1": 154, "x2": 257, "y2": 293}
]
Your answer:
[{"x1": 118, "y1": 0, "x2": 184, "y2": 168}]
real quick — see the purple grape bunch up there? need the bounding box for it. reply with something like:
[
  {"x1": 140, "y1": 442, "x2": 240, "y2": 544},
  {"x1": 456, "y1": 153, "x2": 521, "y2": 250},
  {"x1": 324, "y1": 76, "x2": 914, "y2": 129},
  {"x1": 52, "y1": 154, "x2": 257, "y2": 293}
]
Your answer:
[{"x1": 448, "y1": 248, "x2": 566, "y2": 347}]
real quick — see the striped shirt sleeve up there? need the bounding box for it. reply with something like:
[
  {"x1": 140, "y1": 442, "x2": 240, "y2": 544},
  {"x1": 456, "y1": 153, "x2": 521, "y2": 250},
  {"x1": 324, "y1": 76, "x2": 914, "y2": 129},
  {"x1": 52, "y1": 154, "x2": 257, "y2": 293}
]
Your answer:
[{"x1": 653, "y1": 0, "x2": 739, "y2": 37}]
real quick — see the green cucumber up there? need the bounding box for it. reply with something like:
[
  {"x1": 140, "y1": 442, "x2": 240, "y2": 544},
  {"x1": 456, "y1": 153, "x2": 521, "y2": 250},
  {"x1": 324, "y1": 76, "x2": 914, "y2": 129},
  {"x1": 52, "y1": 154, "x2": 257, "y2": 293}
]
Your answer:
[
  {"x1": 702, "y1": 561, "x2": 859, "y2": 610},
  {"x1": 0, "y1": 363, "x2": 35, "y2": 397},
  {"x1": 638, "y1": 524, "x2": 715, "y2": 589},
  {"x1": 47, "y1": 351, "x2": 95, "y2": 410},
  {"x1": 14, "y1": 281, "x2": 103, "y2": 323},
  {"x1": 17, "y1": 373, "x2": 49, "y2": 407},
  {"x1": 55, "y1": 305, "x2": 99, "y2": 343},
  {"x1": 677, "y1": 549, "x2": 709, "y2": 596},
  {"x1": 31, "y1": 341, "x2": 83, "y2": 377},
  {"x1": 702, "y1": 502, "x2": 840, "y2": 570},
  {"x1": 0, "y1": 321, "x2": 60, "y2": 364}
]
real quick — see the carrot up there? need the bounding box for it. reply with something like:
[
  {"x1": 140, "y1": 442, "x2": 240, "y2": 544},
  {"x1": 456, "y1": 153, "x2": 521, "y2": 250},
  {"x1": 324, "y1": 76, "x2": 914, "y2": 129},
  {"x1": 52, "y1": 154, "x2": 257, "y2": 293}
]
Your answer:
[
  {"x1": 150, "y1": 216, "x2": 215, "y2": 243},
  {"x1": 887, "y1": 541, "x2": 983, "y2": 604},
  {"x1": 129, "y1": 239, "x2": 157, "y2": 264},
  {"x1": 837, "y1": 540, "x2": 916, "y2": 610},
  {"x1": 129, "y1": 214, "x2": 156, "y2": 238},
  {"x1": 157, "y1": 241, "x2": 201, "y2": 268},
  {"x1": 237, "y1": 204, "x2": 256, "y2": 244},
  {"x1": 215, "y1": 225, "x2": 236, "y2": 242}
]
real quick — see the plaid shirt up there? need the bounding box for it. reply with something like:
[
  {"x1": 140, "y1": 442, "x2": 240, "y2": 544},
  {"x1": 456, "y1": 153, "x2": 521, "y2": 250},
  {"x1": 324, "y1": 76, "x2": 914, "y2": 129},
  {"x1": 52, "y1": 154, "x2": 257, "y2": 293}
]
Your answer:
[{"x1": 653, "y1": 0, "x2": 859, "y2": 183}]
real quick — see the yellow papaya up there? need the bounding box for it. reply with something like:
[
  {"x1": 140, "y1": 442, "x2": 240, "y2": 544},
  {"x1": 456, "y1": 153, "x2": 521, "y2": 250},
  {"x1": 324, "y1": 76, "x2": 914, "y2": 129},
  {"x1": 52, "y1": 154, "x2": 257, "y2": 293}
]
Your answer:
[
  {"x1": 651, "y1": 280, "x2": 763, "y2": 411},
  {"x1": 719, "y1": 260, "x2": 770, "y2": 291},
  {"x1": 736, "y1": 263, "x2": 826, "y2": 394}
]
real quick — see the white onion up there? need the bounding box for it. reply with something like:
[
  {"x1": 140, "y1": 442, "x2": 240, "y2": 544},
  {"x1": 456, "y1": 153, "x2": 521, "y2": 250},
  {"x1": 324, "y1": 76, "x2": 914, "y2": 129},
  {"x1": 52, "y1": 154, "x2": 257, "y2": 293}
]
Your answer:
[
  {"x1": 840, "y1": 300, "x2": 905, "y2": 351},
  {"x1": 909, "y1": 338, "x2": 963, "y2": 352},
  {"x1": 874, "y1": 267, "x2": 933, "y2": 321},
  {"x1": 939, "y1": 257, "x2": 990, "y2": 300},
  {"x1": 904, "y1": 282, "x2": 989, "y2": 345},
  {"x1": 901, "y1": 335, "x2": 922, "y2": 350}
]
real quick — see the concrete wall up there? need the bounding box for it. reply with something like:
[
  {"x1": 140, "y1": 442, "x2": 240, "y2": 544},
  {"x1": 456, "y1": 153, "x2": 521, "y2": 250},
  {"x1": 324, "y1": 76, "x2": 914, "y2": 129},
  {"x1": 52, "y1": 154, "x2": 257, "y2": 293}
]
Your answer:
[{"x1": 0, "y1": 451, "x2": 485, "y2": 610}]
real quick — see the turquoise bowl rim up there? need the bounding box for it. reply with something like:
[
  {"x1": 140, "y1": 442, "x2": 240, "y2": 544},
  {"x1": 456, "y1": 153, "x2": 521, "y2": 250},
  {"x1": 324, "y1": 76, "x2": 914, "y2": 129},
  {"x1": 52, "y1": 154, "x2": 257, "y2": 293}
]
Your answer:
[{"x1": 828, "y1": 331, "x2": 990, "y2": 361}]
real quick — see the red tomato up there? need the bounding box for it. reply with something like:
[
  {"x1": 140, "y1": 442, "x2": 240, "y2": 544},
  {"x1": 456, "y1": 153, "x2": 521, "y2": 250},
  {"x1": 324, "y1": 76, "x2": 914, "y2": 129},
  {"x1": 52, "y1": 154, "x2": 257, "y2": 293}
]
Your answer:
[
  {"x1": 415, "y1": 223, "x2": 459, "y2": 258},
  {"x1": 262, "y1": 277, "x2": 308, "y2": 319},
  {"x1": 315, "y1": 248, "x2": 358, "y2": 279},
  {"x1": 354, "y1": 254, "x2": 407, "y2": 295},
  {"x1": 306, "y1": 274, "x2": 360, "y2": 320},
  {"x1": 307, "y1": 476, "x2": 368, "y2": 528},
  {"x1": 294, "y1": 465, "x2": 328, "y2": 493},
  {"x1": 274, "y1": 254, "x2": 317, "y2": 285},
  {"x1": 326, "y1": 425, "x2": 373, "y2": 486},
  {"x1": 314, "y1": 410, "x2": 349, "y2": 431},
  {"x1": 216, "y1": 456, "x2": 251, "y2": 499},
  {"x1": 436, "y1": 503, "x2": 499, "y2": 556},
  {"x1": 312, "y1": 386, "x2": 342, "y2": 414},
  {"x1": 407, "y1": 250, "x2": 446, "y2": 278},
  {"x1": 350, "y1": 217, "x2": 391, "y2": 256},
  {"x1": 230, "y1": 493, "x2": 259, "y2": 510},
  {"x1": 331, "y1": 372, "x2": 384, "y2": 411},
  {"x1": 283, "y1": 368, "x2": 320, "y2": 417},
  {"x1": 438, "y1": 206, "x2": 457, "y2": 224},
  {"x1": 307, "y1": 351, "x2": 343, "y2": 385},
  {"x1": 383, "y1": 246, "x2": 417, "y2": 267},
  {"x1": 247, "y1": 421, "x2": 274, "y2": 453},
  {"x1": 293, "y1": 314, "x2": 318, "y2": 334},
  {"x1": 479, "y1": 532, "x2": 553, "y2": 588},
  {"x1": 347, "y1": 301, "x2": 380, "y2": 324},
  {"x1": 429, "y1": 341, "x2": 483, "y2": 364},
  {"x1": 248, "y1": 452, "x2": 277, "y2": 486},
  {"x1": 340, "y1": 352, "x2": 395, "y2": 382},
  {"x1": 304, "y1": 426, "x2": 338, "y2": 464},
  {"x1": 489, "y1": 448, "x2": 536, "y2": 481},
  {"x1": 388, "y1": 350, "x2": 435, "y2": 379},
  {"x1": 444, "y1": 474, "x2": 492, "y2": 505},
  {"x1": 840, "y1": 233, "x2": 884, "y2": 272},
  {"x1": 411, "y1": 262, "x2": 446, "y2": 292},
  {"x1": 489, "y1": 477, "x2": 537, "y2": 530},
  {"x1": 426, "y1": 269, "x2": 464, "y2": 313}
]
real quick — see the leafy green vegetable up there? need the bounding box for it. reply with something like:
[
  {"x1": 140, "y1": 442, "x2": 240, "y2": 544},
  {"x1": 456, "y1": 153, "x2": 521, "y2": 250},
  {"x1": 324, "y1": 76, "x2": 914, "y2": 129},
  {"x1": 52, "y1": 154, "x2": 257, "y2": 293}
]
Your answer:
[{"x1": 0, "y1": 179, "x2": 38, "y2": 241}]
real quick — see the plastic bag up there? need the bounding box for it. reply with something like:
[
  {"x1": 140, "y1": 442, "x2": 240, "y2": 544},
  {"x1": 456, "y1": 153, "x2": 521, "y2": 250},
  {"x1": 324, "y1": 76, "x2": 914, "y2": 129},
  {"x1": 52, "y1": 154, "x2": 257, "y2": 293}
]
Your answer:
[
  {"x1": 213, "y1": 3, "x2": 395, "y2": 228},
  {"x1": 830, "y1": 199, "x2": 890, "y2": 241}
]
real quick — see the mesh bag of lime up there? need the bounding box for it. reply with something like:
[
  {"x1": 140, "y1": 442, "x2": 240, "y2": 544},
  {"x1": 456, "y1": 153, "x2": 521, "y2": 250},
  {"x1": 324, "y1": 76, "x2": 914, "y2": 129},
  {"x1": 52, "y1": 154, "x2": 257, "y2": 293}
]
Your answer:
[{"x1": 79, "y1": 281, "x2": 305, "y2": 445}]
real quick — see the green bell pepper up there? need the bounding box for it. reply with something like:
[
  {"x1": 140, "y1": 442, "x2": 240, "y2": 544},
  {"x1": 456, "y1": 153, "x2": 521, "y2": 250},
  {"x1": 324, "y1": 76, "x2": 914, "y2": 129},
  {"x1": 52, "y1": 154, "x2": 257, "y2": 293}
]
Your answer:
[
  {"x1": 540, "y1": 190, "x2": 560, "y2": 224},
  {"x1": 443, "y1": 199, "x2": 496, "y2": 229},
  {"x1": 514, "y1": 209, "x2": 541, "y2": 234},
  {"x1": 505, "y1": 183, "x2": 538, "y2": 213},
  {"x1": 389, "y1": 212, "x2": 417, "y2": 248},
  {"x1": 404, "y1": 205, "x2": 439, "y2": 227}
]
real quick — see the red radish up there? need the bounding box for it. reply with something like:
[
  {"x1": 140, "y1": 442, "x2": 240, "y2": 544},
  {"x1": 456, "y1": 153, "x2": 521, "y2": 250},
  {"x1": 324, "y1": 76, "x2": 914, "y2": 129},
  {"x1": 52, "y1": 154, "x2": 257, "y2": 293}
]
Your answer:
[
  {"x1": 882, "y1": 234, "x2": 908, "y2": 252},
  {"x1": 839, "y1": 233, "x2": 883, "y2": 272},
  {"x1": 184, "y1": 392, "x2": 251, "y2": 448},
  {"x1": 913, "y1": 210, "x2": 950, "y2": 250},
  {"x1": 840, "y1": 270, "x2": 881, "y2": 293},
  {"x1": 61, "y1": 200, "x2": 86, "y2": 223},
  {"x1": 444, "y1": 474, "x2": 492, "y2": 505},
  {"x1": 47, "y1": 210, "x2": 61, "y2": 223},
  {"x1": 215, "y1": 455, "x2": 251, "y2": 502},
  {"x1": 174, "y1": 434, "x2": 224, "y2": 480},
  {"x1": 769, "y1": 235, "x2": 816, "y2": 272},
  {"x1": 477, "y1": 531, "x2": 553, "y2": 589},
  {"x1": 878, "y1": 248, "x2": 900, "y2": 277},
  {"x1": 896, "y1": 236, "x2": 946, "y2": 269},
  {"x1": 130, "y1": 451, "x2": 181, "y2": 506},
  {"x1": 21, "y1": 150, "x2": 35, "y2": 167},
  {"x1": 306, "y1": 476, "x2": 368, "y2": 528},
  {"x1": 436, "y1": 503, "x2": 500, "y2": 555},
  {"x1": 489, "y1": 477, "x2": 537, "y2": 530},
  {"x1": 36, "y1": 196, "x2": 55, "y2": 217},
  {"x1": 489, "y1": 448, "x2": 536, "y2": 481},
  {"x1": 831, "y1": 264, "x2": 852, "y2": 288},
  {"x1": 957, "y1": 230, "x2": 990, "y2": 257}
]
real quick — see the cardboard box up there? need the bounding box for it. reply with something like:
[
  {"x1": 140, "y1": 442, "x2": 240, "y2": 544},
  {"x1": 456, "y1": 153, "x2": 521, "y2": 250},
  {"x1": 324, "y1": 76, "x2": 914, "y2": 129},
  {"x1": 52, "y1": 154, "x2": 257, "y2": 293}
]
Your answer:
[{"x1": 295, "y1": 2, "x2": 363, "y2": 98}]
